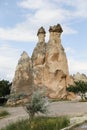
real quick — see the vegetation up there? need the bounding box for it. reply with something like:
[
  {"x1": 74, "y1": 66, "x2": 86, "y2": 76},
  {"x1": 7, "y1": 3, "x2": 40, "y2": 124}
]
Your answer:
[
  {"x1": 1, "y1": 116, "x2": 70, "y2": 130},
  {"x1": 0, "y1": 110, "x2": 9, "y2": 118},
  {"x1": 0, "y1": 79, "x2": 12, "y2": 105},
  {"x1": 67, "y1": 80, "x2": 87, "y2": 100},
  {"x1": 25, "y1": 90, "x2": 48, "y2": 120},
  {"x1": 9, "y1": 93, "x2": 28, "y2": 102},
  {"x1": 0, "y1": 79, "x2": 12, "y2": 97}
]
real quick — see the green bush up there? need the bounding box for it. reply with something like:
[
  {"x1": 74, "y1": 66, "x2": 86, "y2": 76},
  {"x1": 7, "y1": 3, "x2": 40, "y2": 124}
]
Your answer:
[
  {"x1": 1, "y1": 116, "x2": 70, "y2": 130},
  {"x1": 25, "y1": 90, "x2": 48, "y2": 119},
  {"x1": 0, "y1": 110, "x2": 9, "y2": 118},
  {"x1": 67, "y1": 80, "x2": 87, "y2": 100},
  {"x1": 9, "y1": 93, "x2": 28, "y2": 101},
  {"x1": 0, "y1": 80, "x2": 12, "y2": 97},
  {"x1": 30, "y1": 116, "x2": 70, "y2": 130}
]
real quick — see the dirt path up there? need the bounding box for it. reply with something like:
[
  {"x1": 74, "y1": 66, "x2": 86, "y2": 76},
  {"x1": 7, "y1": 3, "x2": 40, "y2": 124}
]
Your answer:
[
  {"x1": 0, "y1": 107, "x2": 28, "y2": 129},
  {"x1": 48, "y1": 101, "x2": 87, "y2": 117},
  {"x1": 0, "y1": 101, "x2": 87, "y2": 129}
]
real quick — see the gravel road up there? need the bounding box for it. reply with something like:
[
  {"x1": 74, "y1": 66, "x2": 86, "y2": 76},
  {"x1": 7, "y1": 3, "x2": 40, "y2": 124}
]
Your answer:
[
  {"x1": 48, "y1": 101, "x2": 87, "y2": 117},
  {"x1": 0, "y1": 101, "x2": 87, "y2": 129}
]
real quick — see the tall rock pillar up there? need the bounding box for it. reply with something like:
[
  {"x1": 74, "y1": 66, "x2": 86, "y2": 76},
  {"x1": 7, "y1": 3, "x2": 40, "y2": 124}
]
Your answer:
[
  {"x1": 31, "y1": 27, "x2": 46, "y2": 88},
  {"x1": 43, "y1": 24, "x2": 69, "y2": 98},
  {"x1": 32, "y1": 27, "x2": 46, "y2": 67},
  {"x1": 37, "y1": 26, "x2": 46, "y2": 43}
]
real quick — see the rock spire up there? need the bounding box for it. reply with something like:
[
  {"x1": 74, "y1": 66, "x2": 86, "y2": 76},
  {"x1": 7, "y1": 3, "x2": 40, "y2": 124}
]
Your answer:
[
  {"x1": 9, "y1": 24, "x2": 70, "y2": 105},
  {"x1": 37, "y1": 26, "x2": 46, "y2": 43}
]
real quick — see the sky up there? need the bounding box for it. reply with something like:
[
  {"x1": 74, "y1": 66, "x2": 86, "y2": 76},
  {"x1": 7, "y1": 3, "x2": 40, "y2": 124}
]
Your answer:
[{"x1": 0, "y1": 0, "x2": 87, "y2": 81}]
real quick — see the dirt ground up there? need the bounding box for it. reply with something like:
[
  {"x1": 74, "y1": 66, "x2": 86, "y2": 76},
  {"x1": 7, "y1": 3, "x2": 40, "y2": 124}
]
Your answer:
[{"x1": 0, "y1": 101, "x2": 87, "y2": 129}]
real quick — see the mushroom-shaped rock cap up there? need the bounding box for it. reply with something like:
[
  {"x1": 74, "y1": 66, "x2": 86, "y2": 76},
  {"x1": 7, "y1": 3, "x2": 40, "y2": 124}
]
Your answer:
[
  {"x1": 37, "y1": 26, "x2": 46, "y2": 36},
  {"x1": 49, "y1": 24, "x2": 63, "y2": 33}
]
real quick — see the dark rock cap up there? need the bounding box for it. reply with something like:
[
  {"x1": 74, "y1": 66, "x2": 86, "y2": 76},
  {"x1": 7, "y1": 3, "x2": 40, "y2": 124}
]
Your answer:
[
  {"x1": 37, "y1": 27, "x2": 46, "y2": 36},
  {"x1": 49, "y1": 24, "x2": 63, "y2": 33}
]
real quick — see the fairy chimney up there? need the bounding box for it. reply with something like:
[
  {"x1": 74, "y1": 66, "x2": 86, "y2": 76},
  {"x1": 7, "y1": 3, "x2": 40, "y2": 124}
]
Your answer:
[
  {"x1": 49, "y1": 24, "x2": 63, "y2": 42},
  {"x1": 9, "y1": 24, "x2": 71, "y2": 105},
  {"x1": 37, "y1": 27, "x2": 46, "y2": 43}
]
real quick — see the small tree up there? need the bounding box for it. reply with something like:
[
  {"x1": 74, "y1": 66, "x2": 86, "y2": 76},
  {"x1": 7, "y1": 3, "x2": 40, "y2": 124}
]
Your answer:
[
  {"x1": 67, "y1": 80, "x2": 87, "y2": 100},
  {"x1": 0, "y1": 80, "x2": 12, "y2": 97},
  {"x1": 25, "y1": 90, "x2": 48, "y2": 120}
]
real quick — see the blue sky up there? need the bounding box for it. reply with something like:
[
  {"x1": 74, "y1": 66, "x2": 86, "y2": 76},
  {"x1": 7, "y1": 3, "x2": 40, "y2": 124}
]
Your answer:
[{"x1": 0, "y1": 0, "x2": 87, "y2": 81}]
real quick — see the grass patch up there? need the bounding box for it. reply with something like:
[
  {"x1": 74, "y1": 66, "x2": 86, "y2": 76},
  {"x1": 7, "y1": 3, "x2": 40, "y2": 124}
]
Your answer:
[
  {"x1": 0, "y1": 110, "x2": 9, "y2": 119},
  {"x1": 1, "y1": 116, "x2": 70, "y2": 130}
]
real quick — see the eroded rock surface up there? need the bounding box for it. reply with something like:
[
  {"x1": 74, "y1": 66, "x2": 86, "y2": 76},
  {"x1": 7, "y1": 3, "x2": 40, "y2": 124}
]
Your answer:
[
  {"x1": 73, "y1": 72, "x2": 87, "y2": 82},
  {"x1": 11, "y1": 51, "x2": 33, "y2": 95},
  {"x1": 10, "y1": 24, "x2": 71, "y2": 104}
]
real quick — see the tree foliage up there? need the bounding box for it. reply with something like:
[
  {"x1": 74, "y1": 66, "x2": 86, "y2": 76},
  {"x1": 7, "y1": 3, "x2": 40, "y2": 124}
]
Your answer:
[
  {"x1": 0, "y1": 79, "x2": 12, "y2": 97},
  {"x1": 25, "y1": 90, "x2": 48, "y2": 120},
  {"x1": 67, "y1": 80, "x2": 87, "y2": 100}
]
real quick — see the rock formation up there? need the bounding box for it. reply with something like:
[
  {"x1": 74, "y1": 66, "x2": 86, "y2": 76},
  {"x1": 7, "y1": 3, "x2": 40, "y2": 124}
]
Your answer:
[
  {"x1": 69, "y1": 72, "x2": 87, "y2": 85},
  {"x1": 44, "y1": 24, "x2": 69, "y2": 98},
  {"x1": 73, "y1": 72, "x2": 87, "y2": 82},
  {"x1": 66, "y1": 73, "x2": 87, "y2": 100},
  {"x1": 11, "y1": 51, "x2": 33, "y2": 95},
  {"x1": 9, "y1": 24, "x2": 70, "y2": 105},
  {"x1": 31, "y1": 24, "x2": 70, "y2": 98}
]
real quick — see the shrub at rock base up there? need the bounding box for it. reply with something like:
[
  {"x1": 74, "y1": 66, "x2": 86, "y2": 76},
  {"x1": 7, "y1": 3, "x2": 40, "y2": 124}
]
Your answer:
[
  {"x1": 25, "y1": 90, "x2": 48, "y2": 120},
  {"x1": 67, "y1": 80, "x2": 87, "y2": 101}
]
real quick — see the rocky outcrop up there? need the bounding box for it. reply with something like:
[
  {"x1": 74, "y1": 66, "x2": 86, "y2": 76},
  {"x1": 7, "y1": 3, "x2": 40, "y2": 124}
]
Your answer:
[
  {"x1": 66, "y1": 73, "x2": 87, "y2": 101},
  {"x1": 11, "y1": 51, "x2": 33, "y2": 95},
  {"x1": 73, "y1": 72, "x2": 87, "y2": 82},
  {"x1": 69, "y1": 72, "x2": 87, "y2": 86},
  {"x1": 9, "y1": 24, "x2": 70, "y2": 104},
  {"x1": 31, "y1": 24, "x2": 70, "y2": 99}
]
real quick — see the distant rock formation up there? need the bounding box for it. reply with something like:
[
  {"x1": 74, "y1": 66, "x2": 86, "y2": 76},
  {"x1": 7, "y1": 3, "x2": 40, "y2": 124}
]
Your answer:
[
  {"x1": 73, "y1": 72, "x2": 87, "y2": 82},
  {"x1": 8, "y1": 24, "x2": 71, "y2": 105},
  {"x1": 67, "y1": 72, "x2": 87, "y2": 100},
  {"x1": 70, "y1": 72, "x2": 87, "y2": 84}
]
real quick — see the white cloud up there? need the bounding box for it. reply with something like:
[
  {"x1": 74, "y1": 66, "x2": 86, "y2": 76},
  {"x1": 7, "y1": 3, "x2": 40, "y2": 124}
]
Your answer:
[
  {"x1": 18, "y1": 0, "x2": 87, "y2": 18},
  {"x1": 0, "y1": 44, "x2": 21, "y2": 81},
  {"x1": 68, "y1": 57, "x2": 87, "y2": 75},
  {"x1": 1, "y1": 0, "x2": 87, "y2": 42},
  {"x1": 62, "y1": 25, "x2": 77, "y2": 34},
  {"x1": 0, "y1": 0, "x2": 87, "y2": 79},
  {"x1": 65, "y1": 46, "x2": 87, "y2": 75},
  {"x1": 65, "y1": 47, "x2": 75, "y2": 54},
  {"x1": 62, "y1": 0, "x2": 87, "y2": 18},
  {"x1": 0, "y1": 26, "x2": 36, "y2": 42},
  {"x1": 18, "y1": 0, "x2": 43, "y2": 9}
]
